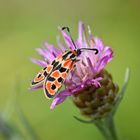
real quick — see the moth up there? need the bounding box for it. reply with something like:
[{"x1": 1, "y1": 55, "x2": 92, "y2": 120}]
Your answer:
[{"x1": 31, "y1": 27, "x2": 98, "y2": 99}]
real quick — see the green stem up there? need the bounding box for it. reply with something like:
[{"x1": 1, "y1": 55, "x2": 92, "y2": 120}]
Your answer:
[
  {"x1": 94, "y1": 115, "x2": 118, "y2": 140},
  {"x1": 107, "y1": 115, "x2": 118, "y2": 140}
]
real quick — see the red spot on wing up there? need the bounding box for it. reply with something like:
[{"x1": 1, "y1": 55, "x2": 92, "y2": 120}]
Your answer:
[
  {"x1": 54, "y1": 80, "x2": 61, "y2": 88},
  {"x1": 61, "y1": 72, "x2": 67, "y2": 79},
  {"x1": 69, "y1": 62, "x2": 75, "y2": 71},
  {"x1": 51, "y1": 70, "x2": 60, "y2": 78},
  {"x1": 34, "y1": 75, "x2": 44, "y2": 82},
  {"x1": 46, "y1": 82, "x2": 55, "y2": 95},
  {"x1": 63, "y1": 59, "x2": 72, "y2": 67},
  {"x1": 46, "y1": 65, "x2": 53, "y2": 73}
]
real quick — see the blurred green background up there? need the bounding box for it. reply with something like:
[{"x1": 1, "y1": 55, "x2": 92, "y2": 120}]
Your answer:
[{"x1": 0, "y1": 0, "x2": 139, "y2": 139}]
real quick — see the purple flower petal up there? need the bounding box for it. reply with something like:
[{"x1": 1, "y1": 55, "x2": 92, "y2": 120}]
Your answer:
[
  {"x1": 76, "y1": 21, "x2": 88, "y2": 49},
  {"x1": 60, "y1": 28, "x2": 75, "y2": 49},
  {"x1": 77, "y1": 21, "x2": 84, "y2": 48},
  {"x1": 43, "y1": 49, "x2": 56, "y2": 62},
  {"x1": 30, "y1": 85, "x2": 43, "y2": 90},
  {"x1": 36, "y1": 48, "x2": 48, "y2": 59},
  {"x1": 31, "y1": 58, "x2": 47, "y2": 67},
  {"x1": 56, "y1": 36, "x2": 67, "y2": 51},
  {"x1": 102, "y1": 47, "x2": 113, "y2": 61},
  {"x1": 50, "y1": 90, "x2": 70, "y2": 109},
  {"x1": 91, "y1": 77, "x2": 103, "y2": 87},
  {"x1": 44, "y1": 42, "x2": 61, "y2": 57},
  {"x1": 86, "y1": 57, "x2": 96, "y2": 73},
  {"x1": 94, "y1": 37, "x2": 104, "y2": 53},
  {"x1": 95, "y1": 56, "x2": 111, "y2": 72},
  {"x1": 88, "y1": 25, "x2": 93, "y2": 39}
]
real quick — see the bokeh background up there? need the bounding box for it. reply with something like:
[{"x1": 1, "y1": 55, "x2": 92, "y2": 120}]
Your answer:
[{"x1": 0, "y1": 0, "x2": 139, "y2": 140}]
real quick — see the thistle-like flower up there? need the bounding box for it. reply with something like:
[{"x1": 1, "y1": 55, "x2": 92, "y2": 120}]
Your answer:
[
  {"x1": 31, "y1": 21, "x2": 129, "y2": 140},
  {"x1": 31, "y1": 21, "x2": 116, "y2": 112}
]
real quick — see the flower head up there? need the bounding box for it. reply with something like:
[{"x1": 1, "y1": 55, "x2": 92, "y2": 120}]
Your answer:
[{"x1": 31, "y1": 21, "x2": 116, "y2": 117}]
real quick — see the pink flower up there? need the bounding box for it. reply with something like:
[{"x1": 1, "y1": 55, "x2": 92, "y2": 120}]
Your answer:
[{"x1": 31, "y1": 21, "x2": 113, "y2": 109}]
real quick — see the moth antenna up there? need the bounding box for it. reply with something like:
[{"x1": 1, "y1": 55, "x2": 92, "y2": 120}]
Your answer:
[
  {"x1": 80, "y1": 48, "x2": 98, "y2": 54},
  {"x1": 61, "y1": 27, "x2": 77, "y2": 49}
]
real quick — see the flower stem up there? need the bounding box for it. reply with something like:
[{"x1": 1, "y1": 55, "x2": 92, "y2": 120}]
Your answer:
[{"x1": 94, "y1": 115, "x2": 118, "y2": 140}]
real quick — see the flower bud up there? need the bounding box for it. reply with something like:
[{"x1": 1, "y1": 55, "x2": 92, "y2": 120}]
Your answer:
[{"x1": 72, "y1": 70, "x2": 119, "y2": 119}]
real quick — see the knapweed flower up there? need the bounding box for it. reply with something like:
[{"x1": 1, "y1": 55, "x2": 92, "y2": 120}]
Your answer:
[
  {"x1": 31, "y1": 21, "x2": 118, "y2": 118},
  {"x1": 31, "y1": 21, "x2": 130, "y2": 140}
]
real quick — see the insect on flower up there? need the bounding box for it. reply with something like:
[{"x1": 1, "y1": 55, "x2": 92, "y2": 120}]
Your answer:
[{"x1": 31, "y1": 27, "x2": 98, "y2": 99}]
